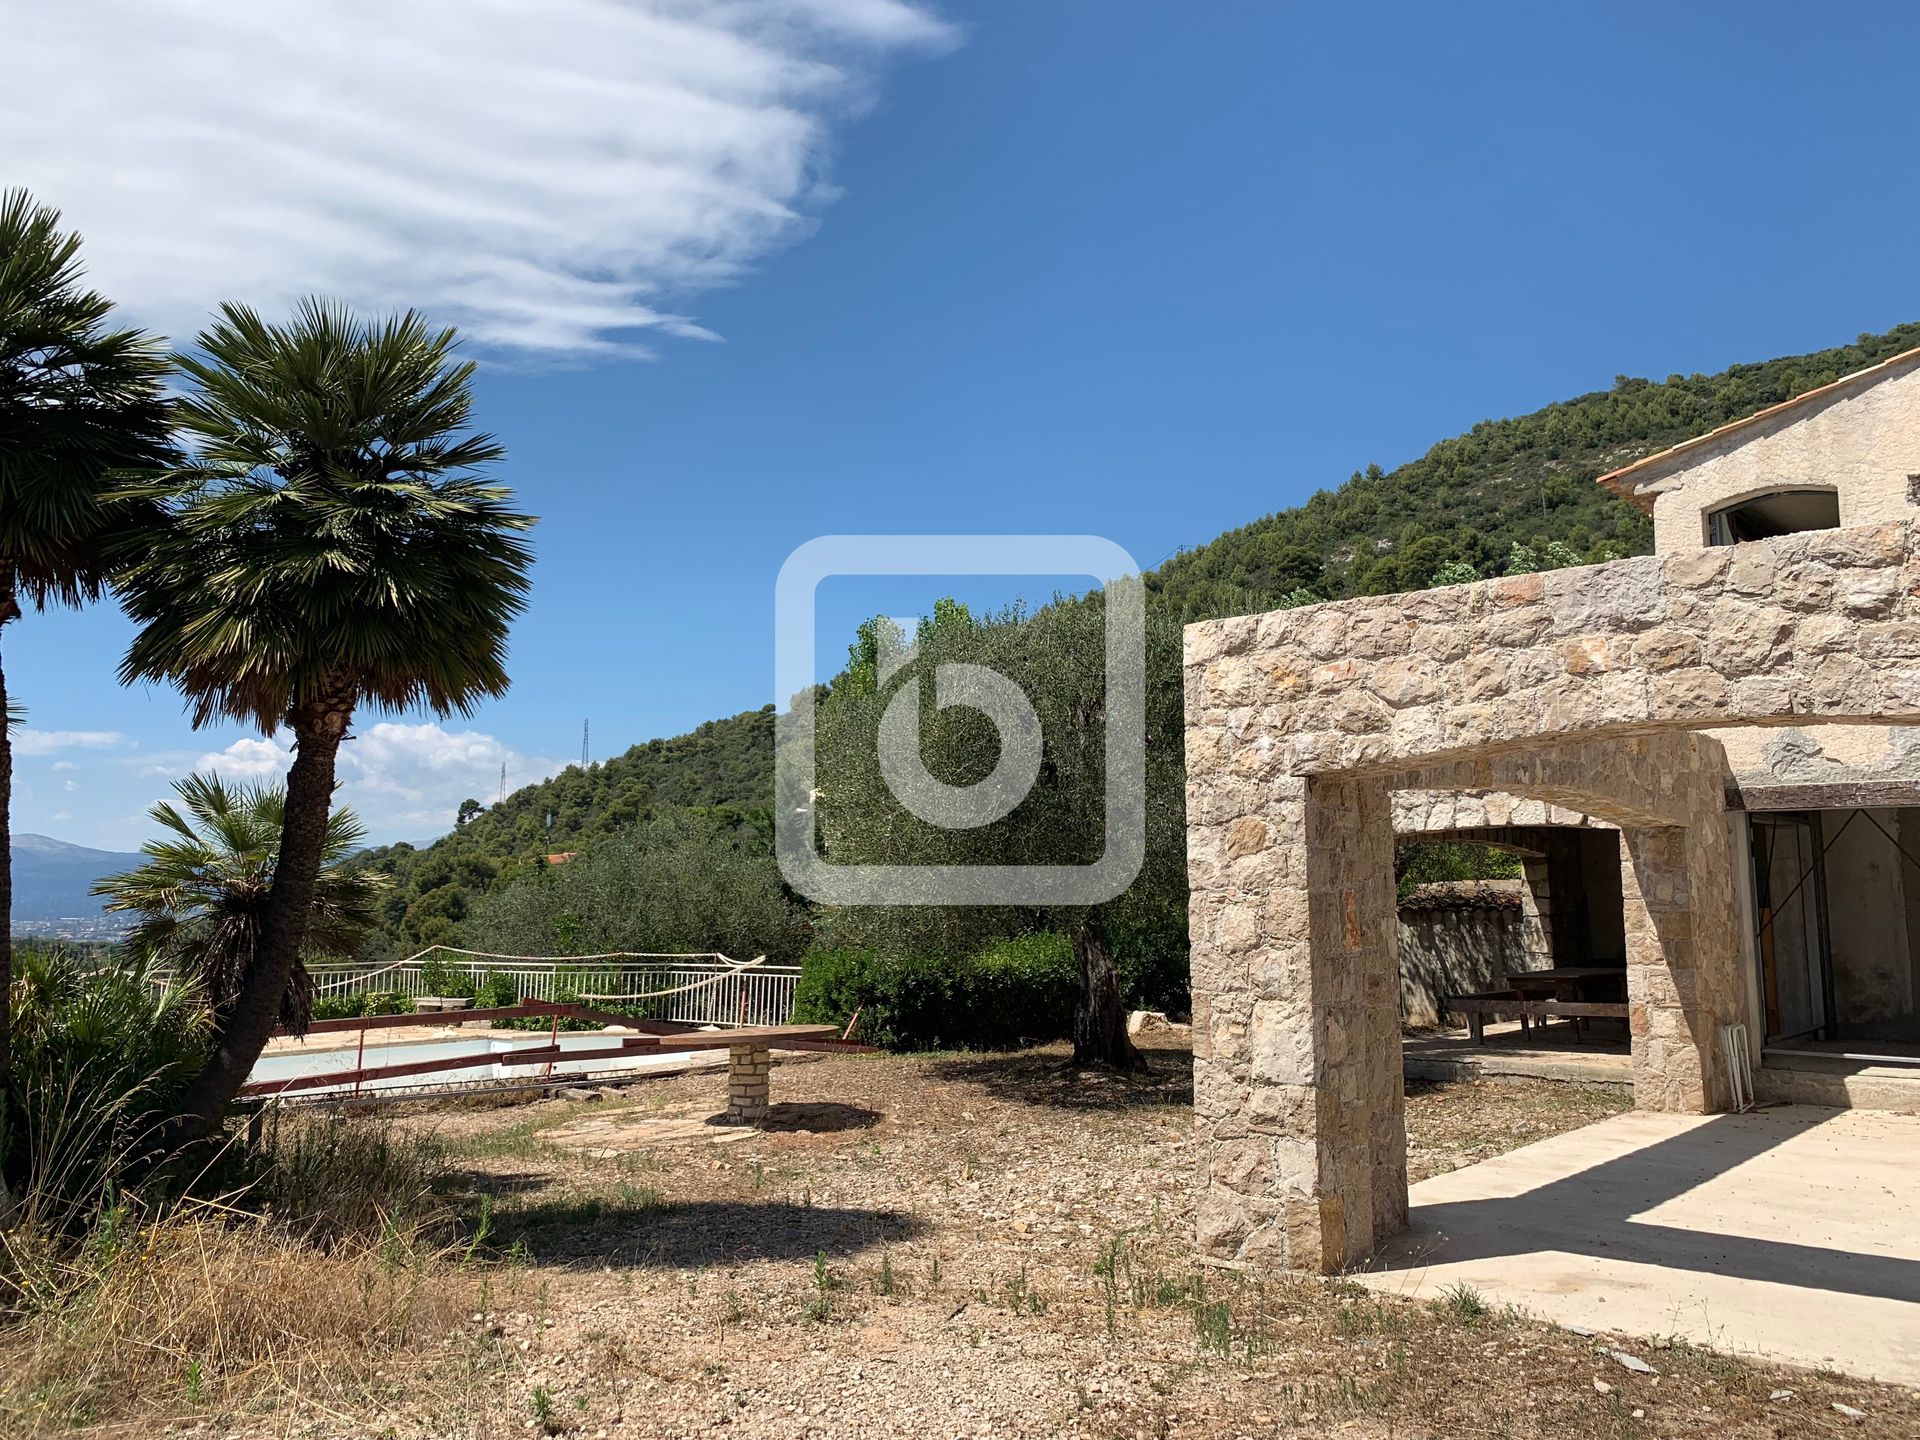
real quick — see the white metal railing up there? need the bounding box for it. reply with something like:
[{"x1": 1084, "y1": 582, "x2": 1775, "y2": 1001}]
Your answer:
[{"x1": 300, "y1": 955, "x2": 802, "y2": 1028}]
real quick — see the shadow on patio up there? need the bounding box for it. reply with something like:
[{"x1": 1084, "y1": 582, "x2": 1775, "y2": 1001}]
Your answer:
[{"x1": 1355, "y1": 1105, "x2": 1920, "y2": 1381}]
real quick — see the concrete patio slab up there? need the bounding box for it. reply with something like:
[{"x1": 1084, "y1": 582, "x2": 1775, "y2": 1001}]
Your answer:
[{"x1": 1353, "y1": 1106, "x2": 1920, "y2": 1384}]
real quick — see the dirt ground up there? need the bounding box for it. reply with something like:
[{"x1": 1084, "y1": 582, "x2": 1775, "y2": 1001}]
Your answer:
[{"x1": 154, "y1": 1042, "x2": 1920, "y2": 1437}]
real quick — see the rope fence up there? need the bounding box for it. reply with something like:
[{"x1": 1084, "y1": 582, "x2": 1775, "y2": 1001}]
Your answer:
[{"x1": 299, "y1": 947, "x2": 802, "y2": 1028}]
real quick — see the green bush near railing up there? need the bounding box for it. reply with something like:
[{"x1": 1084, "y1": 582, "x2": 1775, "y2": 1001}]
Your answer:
[
  {"x1": 794, "y1": 934, "x2": 1079, "y2": 1051},
  {"x1": 310, "y1": 989, "x2": 409, "y2": 1022}
]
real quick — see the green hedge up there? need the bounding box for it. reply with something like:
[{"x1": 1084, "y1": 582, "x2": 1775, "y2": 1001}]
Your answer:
[
  {"x1": 1108, "y1": 899, "x2": 1190, "y2": 1018},
  {"x1": 310, "y1": 988, "x2": 409, "y2": 1022},
  {"x1": 794, "y1": 934, "x2": 1078, "y2": 1051}
]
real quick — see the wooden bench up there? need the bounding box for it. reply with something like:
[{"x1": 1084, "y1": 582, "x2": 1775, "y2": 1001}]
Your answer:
[{"x1": 1445, "y1": 990, "x2": 1629, "y2": 1045}]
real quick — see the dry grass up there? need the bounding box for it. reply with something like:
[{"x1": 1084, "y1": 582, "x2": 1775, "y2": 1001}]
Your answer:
[
  {"x1": 0, "y1": 1112, "x2": 515, "y2": 1436},
  {"x1": 4, "y1": 1043, "x2": 1913, "y2": 1438},
  {"x1": 0, "y1": 1208, "x2": 492, "y2": 1434}
]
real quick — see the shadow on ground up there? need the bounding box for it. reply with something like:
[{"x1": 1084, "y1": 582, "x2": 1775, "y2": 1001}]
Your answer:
[
  {"x1": 705, "y1": 1102, "x2": 881, "y2": 1134},
  {"x1": 927, "y1": 1044, "x2": 1193, "y2": 1111},
  {"x1": 1373, "y1": 1108, "x2": 1920, "y2": 1307},
  {"x1": 482, "y1": 1198, "x2": 924, "y2": 1270}
]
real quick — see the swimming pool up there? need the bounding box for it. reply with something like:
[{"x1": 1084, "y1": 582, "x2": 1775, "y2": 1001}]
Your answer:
[{"x1": 249, "y1": 1032, "x2": 698, "y2": 1096}]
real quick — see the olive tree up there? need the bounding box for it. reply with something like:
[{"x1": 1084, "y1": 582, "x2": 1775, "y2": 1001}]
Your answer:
[{"x1": 810, "y1": 585, "x2": 1185, "y2": 1070}]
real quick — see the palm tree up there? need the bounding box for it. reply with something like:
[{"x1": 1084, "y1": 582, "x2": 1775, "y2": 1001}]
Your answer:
[
  {"x1": 0, "y1": 189, "x2": 175, "y2": 1079},
  {"x1": 118, "y1": 299, "x2": 534, "y2": 1148},
  {"x1": 97, "y1": 773, "x2": 388, "y2": 1037}
]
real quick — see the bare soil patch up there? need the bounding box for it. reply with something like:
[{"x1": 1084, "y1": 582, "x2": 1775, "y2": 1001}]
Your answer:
[{"x1": 25, "y1": 1042, "x2": 1916, "y2": 1438}]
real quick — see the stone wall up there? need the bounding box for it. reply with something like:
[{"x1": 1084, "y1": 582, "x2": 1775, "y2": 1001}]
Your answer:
[
  {"x1": 1185, "y1": 522, "x2": 1920, "y2": 784},
  {"x1": 1179, "y1": 524, "x2": 1920, "y2": 1271},
  {"x1": 1396, "y1": 884, "x2": 1523, "y2": 1026}
]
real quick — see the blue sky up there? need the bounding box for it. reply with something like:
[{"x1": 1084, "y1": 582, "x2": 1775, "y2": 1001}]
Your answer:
[{"x1": 6, "y1": 1, "x2": 1919, "y2": 849}]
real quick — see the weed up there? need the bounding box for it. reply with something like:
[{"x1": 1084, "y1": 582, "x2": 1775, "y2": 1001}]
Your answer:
[
  {"x1": 873, "y1": 1252, "x2": 900, "y2": 1297},
  {"x1": 616, "y1": 1181, "x2": 667, "y2": 1210},
  {"x1": 1002, "y1": 1261, "x2": 1045, "y2": 1315},
  {"x1": 1436, "y1": 1282, "x2": 1487, "y2": 1324},
  {"x1": 462, "y1": 1194, "x2": 494, "y2": 1263},
  {"x1": 1192, "y1": 1299, "x2": 1233, "y2": 1356},
  {"x1": 530, "y1": 1384, "x2": 558, "y2": 1434},
  {"x1": 1094, "y1": 1237, "x2": 1122, "y2": 1333},
  {"x1": 804, "y1": 1250, "x2": 842, "y2": 1323}
]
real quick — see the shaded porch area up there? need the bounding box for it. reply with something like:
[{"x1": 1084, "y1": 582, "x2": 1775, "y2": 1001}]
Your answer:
[{"x1": 1404, "y1": 1018, "x2": 1630, "y2": 1086}]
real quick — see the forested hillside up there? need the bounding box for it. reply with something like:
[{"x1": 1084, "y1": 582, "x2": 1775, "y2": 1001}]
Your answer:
[
  {"x1": 1149, "y1": 323, "x2": 1920, "y2": 617},
  {"x1": 352, "y1": 706, "x2": 774, "y2": 953},
  {"x1": 353, "y1": 322, "x2": 1920, "y2": 960}
]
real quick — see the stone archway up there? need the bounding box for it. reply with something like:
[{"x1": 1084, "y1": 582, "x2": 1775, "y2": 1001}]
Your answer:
[{"x1": 1183, "y1": 522, "x2": 1920, "y2": 1272}]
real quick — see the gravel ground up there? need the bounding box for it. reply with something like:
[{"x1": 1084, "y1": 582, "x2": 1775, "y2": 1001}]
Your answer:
[{"x1": 163, "y1": 1042, "x2": 1920, "y2": 1438}]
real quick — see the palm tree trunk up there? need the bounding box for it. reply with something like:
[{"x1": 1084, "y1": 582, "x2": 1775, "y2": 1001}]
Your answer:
[
  {"x1": 1071, "y1": 906, "x2": 1148, "y2": 1072},
  {"x1": 156, "y1": 698, "x2": 350, "y2": 1151},
  {"x1": 0, "y1": 574, "x2": 19, "y2": 1085}
]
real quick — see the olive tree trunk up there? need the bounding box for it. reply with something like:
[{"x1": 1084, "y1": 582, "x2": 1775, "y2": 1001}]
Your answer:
[
  {"x1": 153, "y1": 699, "x2": 349, "y2": 1154},
  {"x1": 1071, "y1": 907, "x2": 1148, "y2": 1072}
]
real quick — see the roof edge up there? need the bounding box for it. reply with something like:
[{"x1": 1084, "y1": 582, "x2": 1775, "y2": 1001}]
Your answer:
[{"x1": 1595, "y1": 343, "x2": 1920, "y2": 510}]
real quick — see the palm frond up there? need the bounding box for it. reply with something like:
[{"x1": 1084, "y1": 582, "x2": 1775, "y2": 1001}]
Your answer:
[
  {"x1": 0, "y1": 188, "x2": 177, "y2": 611},
  {"x1": 96, "y1": 774, "x2": 389, "y2": 1036},
  {"x1": 115, "y1": 298, "x2": 532, "y2": 731}
]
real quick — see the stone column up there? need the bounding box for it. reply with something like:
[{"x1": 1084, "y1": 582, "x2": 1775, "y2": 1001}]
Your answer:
[
  {"x1": 1620, "y1": 817, "x2": 1743, "y2": 1113},
  {"x1": 1518, "y1": 853, "x2": 1555, "y2": 968},
  {"x1": 726, "y1": 1043, "x2": 772, "y2": 1121},
  {"x1": 1614, "y1": 735, "x2": 1744, "y2": 1113},
  {"x1": 1189, "y1": 772, "x2": 1405, "y2": 1273}
]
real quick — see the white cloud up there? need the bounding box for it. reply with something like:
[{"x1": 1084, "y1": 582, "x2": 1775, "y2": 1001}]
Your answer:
[
  {"x1": 1, "y1": 2, "x2": 952, "y2": 357},
  {"x1": 196, "y1": 722, "x2": 566, "y2": 840},
  {"x1": 195, "y1": 736, "x2": 293, "y2": 783},
  {"x1": 13, "y1": 729, "x2": 130, "y2": 756},
  {"x1": 50, "y1": 761, "x2": 79, "y2": 773}
]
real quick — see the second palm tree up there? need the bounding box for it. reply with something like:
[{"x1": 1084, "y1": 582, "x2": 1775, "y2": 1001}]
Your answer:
[{"x1": 120, "y1": 299, "x2": 535, "y2": 1149}]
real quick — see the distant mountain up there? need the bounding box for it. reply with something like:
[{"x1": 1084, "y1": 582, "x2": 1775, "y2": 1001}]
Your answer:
[{"x1": 9, "y1": 833, "x2": 142, "y2": 937}]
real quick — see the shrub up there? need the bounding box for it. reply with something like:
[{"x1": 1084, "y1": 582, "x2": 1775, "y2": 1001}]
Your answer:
[
  {"x1": 964, "y1": 935, "x2": 1077, "y2": 1049},
  {"x1": 795, "y1": 936, "x2": 1076, "y2": 1051},
  {"x1": 0, "y1": 946, "x2": 208, "y2": 1235},
  {"x1": 309, "y1": 988, "x2": 409, "y2": 1022},
  {"x1": 1108, "y1": 898, "x2": 1191, "y2": 1018}
]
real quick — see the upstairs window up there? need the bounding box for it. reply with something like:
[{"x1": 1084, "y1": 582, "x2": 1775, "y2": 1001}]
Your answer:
[{"x1": 1706, "y1": 487, "x2": 1840, "y2": 546}]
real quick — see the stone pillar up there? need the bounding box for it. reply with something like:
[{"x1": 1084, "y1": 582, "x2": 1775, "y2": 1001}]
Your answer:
[
  {"x1": 726, "y1": 1043, "x2": 771, "y2": 1121},
  {"x1": 1620, "y1": 819, "x2": 1742, "y2": 1113},
  {"x1": 1614, "y1": 735, "x2": 1744, "y2": 1115},
  {"x1": 1518, "y1": 853, "x2": 1555, "y2": 968},
  {"x1": 1189, "y1": 773, "x2": 1405, "y2": 1273}
]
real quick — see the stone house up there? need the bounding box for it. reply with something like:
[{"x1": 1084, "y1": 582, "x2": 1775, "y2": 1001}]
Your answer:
[{"x1": 1182, "y1": 345, "x2": 1920, "y2": 1272}]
